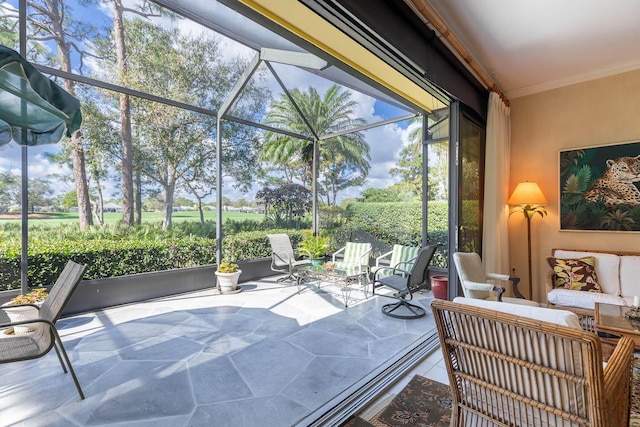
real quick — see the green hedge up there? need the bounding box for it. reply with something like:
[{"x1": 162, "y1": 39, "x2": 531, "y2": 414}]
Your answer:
[
  {"x1": 0, "y1": 229, "x2": 307, "y2": 291},
  {"x1": 0, "y1": 201, "x2": 477, "y2": 290},
  {"x1": 0, "y1": 237, "x2": 216, "y2": 291}
]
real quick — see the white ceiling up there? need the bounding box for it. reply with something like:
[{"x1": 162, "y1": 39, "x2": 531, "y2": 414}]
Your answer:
[{"x1": 424, "y1": 0, "x2": 640, "y2": 99}]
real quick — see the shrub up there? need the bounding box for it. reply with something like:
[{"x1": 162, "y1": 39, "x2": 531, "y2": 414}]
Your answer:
[
  {"x1": 221, "y1": 229, "x2": 306, "y2": 261},
  {"x1": 216, "y1": 261, "x2": 239, "y2": 273},
  {"x1": 0, "y1": 236, "x2": 216, "y2": 291}
]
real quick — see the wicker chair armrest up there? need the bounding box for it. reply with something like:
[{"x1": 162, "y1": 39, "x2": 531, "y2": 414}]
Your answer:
[
  {"x1": 603, "y1": 336, "x2": 634, "y2": 426},
  {"x1": 603, "y1": 336, "x2": 634, "y2": 394}
]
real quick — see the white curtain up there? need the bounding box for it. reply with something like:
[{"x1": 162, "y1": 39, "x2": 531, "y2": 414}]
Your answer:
[{"x1": 482, "y1": 92, "x2": 511, "y2": 274}]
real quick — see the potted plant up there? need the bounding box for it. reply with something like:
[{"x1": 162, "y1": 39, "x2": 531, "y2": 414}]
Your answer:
[
  {"x1": 297, "y1": 233, "x2": 330, "y2": 265},
  {"x1": 2, "y1": 287, "x2": 48, "y2": 334},
  {"x1": 215, "y1": 261, "x2": 242, "y2": 293}
]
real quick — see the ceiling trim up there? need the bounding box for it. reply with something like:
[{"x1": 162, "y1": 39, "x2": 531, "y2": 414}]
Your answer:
[
  {"x1": 404, "y1": 0, "x2": 508, "y2": 106},
  {"x1": 508, "y1": 58, "x2": 640, "y2": 99}
]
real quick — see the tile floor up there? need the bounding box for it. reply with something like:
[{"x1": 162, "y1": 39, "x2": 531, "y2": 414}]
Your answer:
[{"x1": 0, "y1": 276, "x2": 443, "y2": 427}]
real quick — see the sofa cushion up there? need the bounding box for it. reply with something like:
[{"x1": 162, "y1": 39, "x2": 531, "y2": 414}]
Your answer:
[
  {"x1": 620, "y1": 255, "x2": 640, "y2": 298},
  {"x1": 548, "y1": 288, "x2": 626, "y2": 310},
  {"x1": 453, "y1": 297, "x2": 582, "y2": 329},
  {"x1": 547, "y1": 256, "x2": 601, "y2": 292},
  {"x1": 553, "y1": 250, "x2": 620, "y2": 295}
]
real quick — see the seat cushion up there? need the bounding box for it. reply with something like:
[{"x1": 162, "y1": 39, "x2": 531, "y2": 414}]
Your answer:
[
  {"x1": 453, "y1": 297, "x2": 582, "y2": 329},
  {"x1": 548, "y1": 288, "x2": 626, "y2": 310},
  {"x1": 377, "y1": 274, "x2": 407, "y2": 292}
]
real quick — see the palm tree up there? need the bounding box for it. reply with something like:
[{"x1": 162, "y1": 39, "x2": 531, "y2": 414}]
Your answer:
[{"x1": 260, "y1": 85, "x2": 370, "y2": 204}]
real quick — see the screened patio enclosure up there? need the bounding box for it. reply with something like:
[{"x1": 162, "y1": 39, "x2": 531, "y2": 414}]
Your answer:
[{"x1": 4, "y1": 0, "x2": 449, "y2": 271}]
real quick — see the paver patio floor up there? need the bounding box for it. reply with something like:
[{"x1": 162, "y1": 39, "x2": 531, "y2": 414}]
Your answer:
[{"x1": 0, "y1": 276, "x2": 436, "y2": 426}]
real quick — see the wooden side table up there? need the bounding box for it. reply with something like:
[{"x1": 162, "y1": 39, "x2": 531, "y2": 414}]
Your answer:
[{"x1": 594, "y1": 302, "x2": 640, "y2": 359}]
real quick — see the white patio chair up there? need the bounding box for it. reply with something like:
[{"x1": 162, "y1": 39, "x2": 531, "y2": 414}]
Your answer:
[
  {"x1": 267, "y1": 234, "x2": 311, "y2": 282},
  {"x1": 0, "y1": 260, "x2": 87, "y2": 399},
  {"x1": 371, "y1": 244, "x2": 420, "y2": 280},
  {"x1": 332, "y1": 242, "x2": 372, "y2": 274}
]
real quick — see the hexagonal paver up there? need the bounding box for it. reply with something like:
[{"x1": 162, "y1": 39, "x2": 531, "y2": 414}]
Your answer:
[{"x1": 231, "y1": 338, "x2": 313, "y2": 396}]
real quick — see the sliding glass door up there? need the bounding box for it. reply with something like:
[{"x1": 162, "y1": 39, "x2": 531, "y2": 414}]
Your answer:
[{"x1": 448, "y1": 102, "x2": 486, "y2": 299}]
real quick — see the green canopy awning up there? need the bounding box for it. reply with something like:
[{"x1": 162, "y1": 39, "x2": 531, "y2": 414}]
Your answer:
[
  {"x1": 0, "y1": 45, "x2": 82, "y2": 295},
  {"x1": 0, "y1": 45, "x2": 82, "y2": 146}
]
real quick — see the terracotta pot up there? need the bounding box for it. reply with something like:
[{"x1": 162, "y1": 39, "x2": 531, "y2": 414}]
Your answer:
[{"x1": 430, "y1": 275, "x2": 448, "y2": 300}]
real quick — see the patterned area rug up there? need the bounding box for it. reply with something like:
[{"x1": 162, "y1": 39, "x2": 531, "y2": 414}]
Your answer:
[
  {"x1": 345, "y1": 357, "x2": 640, "y2": 427},
  {"x1": 342, "y1": 375, "x2": 451, "y2": 427},
  {"x1": 631, "y1": 357, "x2": 640, "y2": 426}
]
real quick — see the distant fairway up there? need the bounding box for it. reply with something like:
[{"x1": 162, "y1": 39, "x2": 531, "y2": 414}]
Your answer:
[{"x1": 0, "y1": 210, "x2": 264, "y2": 228}]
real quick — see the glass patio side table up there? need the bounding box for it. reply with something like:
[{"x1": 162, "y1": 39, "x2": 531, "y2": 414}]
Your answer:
[{"x1": 294, "y1": 264, "x2": 370, "y2": 307}]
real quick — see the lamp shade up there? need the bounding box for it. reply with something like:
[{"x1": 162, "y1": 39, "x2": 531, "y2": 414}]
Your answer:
[{"x1": 508, "y1": 182, "x2": 547, "y2": 205}]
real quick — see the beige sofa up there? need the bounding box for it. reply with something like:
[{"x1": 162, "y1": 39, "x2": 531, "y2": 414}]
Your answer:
[{"x1": 545, "y1": 248, "x2": 640, "y2": 321}]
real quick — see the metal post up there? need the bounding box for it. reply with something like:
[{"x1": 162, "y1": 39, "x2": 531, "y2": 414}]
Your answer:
[
  {"x1": 312, "y1": 139, "x2": 318, "y2": 235},
  {"x1": 19, "y1": 0, "x2": 28, "y2": 294},
  {"x1": 421, "y1": 114, "x2": 428, "y2": 248},
  {"x1": 215, "y1": 117, "x2": 222, "y2": 266}
]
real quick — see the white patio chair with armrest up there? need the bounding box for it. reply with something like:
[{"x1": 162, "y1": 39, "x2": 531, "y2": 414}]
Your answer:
[
  {"x1": 332, "y1": 242, "x2": 372, "y2": 274},
  {"x1": 0, "y1": 260, "x2": 87, "y2": 399},
  {"x1": 371, "y1": 244, "x2": 420, "y2": 279},
  {"x1": 267, "y1": 233, "x2": 311, "y2": 282},
  {"x1": 453, "y1": 251, "x2": 539, "y2": 306}
]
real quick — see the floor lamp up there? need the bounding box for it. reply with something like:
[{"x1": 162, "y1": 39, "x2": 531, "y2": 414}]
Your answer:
[{"x1": 508, "y1": 182, "x2": 548, "y2": 300}]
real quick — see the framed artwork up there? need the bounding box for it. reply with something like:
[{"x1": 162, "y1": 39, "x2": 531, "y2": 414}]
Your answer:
[{"x1": 559, "y1": 140, "x2": 640, "y2": 231}]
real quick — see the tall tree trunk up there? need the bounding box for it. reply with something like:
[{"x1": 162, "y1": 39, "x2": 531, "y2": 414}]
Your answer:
[
  {"x1": 197, "y1": 197, "x2": 205, "y2": 225},
  {"x1": 135, "y1": 168, "x2": 142, "y2": 224},
  {"x1": 163, "y1": 181, "x2": 175, "y2": 229},
  {"x1": 113, "y1": 0, "x2": 134, "y2": 226},
  {"x1": 49, "y1": 4, "x2": 92, "y2": 229},
  {"x1": 94, "y1": 182, "x2": 104, "y2": 226},
  {"x1": 70, "y1": 130, "x2": 93, "y2": 229}
]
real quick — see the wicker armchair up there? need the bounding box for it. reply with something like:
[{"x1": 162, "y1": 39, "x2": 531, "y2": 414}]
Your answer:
[{"x1": 431, "y1": 298, "x2": 634, "y2": 427}]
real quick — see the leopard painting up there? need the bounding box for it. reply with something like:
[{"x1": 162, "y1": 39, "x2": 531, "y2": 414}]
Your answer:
[{"x1": 583, "y1": 155, "x2": 640, "y2": 206}]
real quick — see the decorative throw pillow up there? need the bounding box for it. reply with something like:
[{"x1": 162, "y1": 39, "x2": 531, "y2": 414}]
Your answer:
[{"x1": 547, "y1": 257, "x2": 602, "y2": 292}]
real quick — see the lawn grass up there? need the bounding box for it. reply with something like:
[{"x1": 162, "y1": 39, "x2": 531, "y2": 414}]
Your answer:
[{"x1": 0, "y1": 210, "x2": 264, "y2": 228}]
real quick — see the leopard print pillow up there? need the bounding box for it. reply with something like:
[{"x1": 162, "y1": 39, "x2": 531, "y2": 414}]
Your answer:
[{"x1": 547, "y1": 256, "x2": 602, "y2": 292}]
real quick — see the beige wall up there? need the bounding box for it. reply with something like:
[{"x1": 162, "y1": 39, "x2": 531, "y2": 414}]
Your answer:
[{"x1": 510, "y1": 68, "x2": 640, "y2": 302}]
